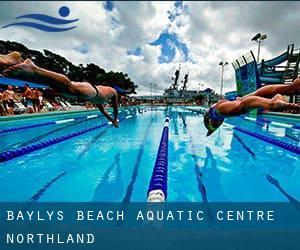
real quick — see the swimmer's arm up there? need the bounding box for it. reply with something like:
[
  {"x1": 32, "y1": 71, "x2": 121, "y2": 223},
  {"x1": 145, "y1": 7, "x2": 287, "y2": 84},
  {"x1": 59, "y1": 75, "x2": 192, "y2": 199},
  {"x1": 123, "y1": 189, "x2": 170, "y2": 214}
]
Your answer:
[
  {"x1": 111, "y1": 92, "x2": 119, "y2": 123},
  {"x1": 22, "y1": 89, "x2": 29, "y2": 97},
  {"x1": 96, "y1": 104, "x2": 118, "y2": 128}
]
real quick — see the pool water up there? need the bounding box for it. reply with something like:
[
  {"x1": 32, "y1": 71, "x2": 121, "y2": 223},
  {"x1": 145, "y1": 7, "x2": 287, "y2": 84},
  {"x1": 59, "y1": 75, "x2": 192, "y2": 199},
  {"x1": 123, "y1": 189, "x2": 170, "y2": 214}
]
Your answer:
[{"x1": 0, "y1": 106, "x2": 299, "y2": 202}]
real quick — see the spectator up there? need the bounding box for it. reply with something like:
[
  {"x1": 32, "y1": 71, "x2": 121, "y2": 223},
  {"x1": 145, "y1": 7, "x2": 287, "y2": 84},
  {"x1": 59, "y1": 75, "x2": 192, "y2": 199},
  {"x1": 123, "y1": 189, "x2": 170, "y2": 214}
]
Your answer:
[
  {"x1": 31, "y1": 88, "x2": 39, "y2": 112},
  {"x1": 0, "y1": 89, "x2": 7, "y2": 116},
  {"x1": 22, "y1": 84, "x2": 34, "y2": 113},
  {"x1": 3, "y1": 85, "x2": 16, "y2": 115},
  {"x1": 37, "y1": 89, "x2": 44, "y2": 112}
]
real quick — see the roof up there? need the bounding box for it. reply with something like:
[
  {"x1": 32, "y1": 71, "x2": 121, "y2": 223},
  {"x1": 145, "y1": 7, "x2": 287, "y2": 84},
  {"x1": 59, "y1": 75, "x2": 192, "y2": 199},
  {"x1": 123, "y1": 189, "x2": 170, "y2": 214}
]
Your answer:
[{"x1": 0, "y1": 77, "x2": 48, "y2": 89}]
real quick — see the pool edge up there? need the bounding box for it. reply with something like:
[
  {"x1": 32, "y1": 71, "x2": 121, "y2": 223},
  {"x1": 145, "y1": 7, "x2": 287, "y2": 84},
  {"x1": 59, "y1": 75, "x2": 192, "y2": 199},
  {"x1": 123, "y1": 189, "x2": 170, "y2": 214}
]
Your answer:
[{"x1": 0, "y1": 109, "x2": 98, "y2": 122}]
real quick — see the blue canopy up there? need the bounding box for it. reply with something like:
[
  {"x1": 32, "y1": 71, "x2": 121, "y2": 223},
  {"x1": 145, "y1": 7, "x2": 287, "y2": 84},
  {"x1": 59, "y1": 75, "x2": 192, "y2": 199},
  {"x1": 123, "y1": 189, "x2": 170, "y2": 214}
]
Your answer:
[{"x1": 0, "y1": 77, "x2": 48, "y2": 89}]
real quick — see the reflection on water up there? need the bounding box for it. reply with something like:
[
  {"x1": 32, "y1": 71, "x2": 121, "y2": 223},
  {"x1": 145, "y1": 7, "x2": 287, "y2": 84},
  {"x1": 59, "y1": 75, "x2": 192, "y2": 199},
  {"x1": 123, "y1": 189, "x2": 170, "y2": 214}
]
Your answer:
[
  {"x1": 202, "y1": 147, "x2": 227, "y2": 201},
  {"x1": 92, "y1": 153, "x2": 123, "y2": 202}
]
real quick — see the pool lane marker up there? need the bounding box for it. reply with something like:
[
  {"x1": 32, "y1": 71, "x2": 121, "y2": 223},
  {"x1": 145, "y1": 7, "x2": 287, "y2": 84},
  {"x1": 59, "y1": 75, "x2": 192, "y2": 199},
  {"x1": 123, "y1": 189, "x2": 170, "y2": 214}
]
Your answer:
[
  {"x1": 7, "y1": 117, "x2": 101, "y2": 151},
  {"x1": 78, "y1": 109, "x2": 143, "y2": 159},
  {"x1": 233, "y1": 126, "x2": 300, "y2": 155},
  {"x1": 176, "y1": 109, "x2": 299, "y2": 154},
  {"x1": 178, "y1": 107, "x2": 299, "y2": 129},
  {"x1": 241, "y1": 116, "x2": 264, "y2": 127},
  {"x1": 147, "y1": 116, "x2": 170, "y2": 202},
  {"x1": 122, "y1": 117, "x2": 154, "y2": 203},
  {"x1": 179, "y1": 112, "x2": 214, "y2": 223},
  {"x1": 2, "y1": 109, "x2": 131, "y2": 152},
  {"x1": 27, "y1": 172, "x2": 67, "y2": 202},
  {"x1": 87, "y1": 114, "x2": 98, "y2": 119},
  {"x1": 179, "y1": 107, "x2": 205, "y2": 114},
  {"x1": 243, "y1": 116, "x2": 300, "y2": 130},
  {"x1": 177, "y1": 108, "x2": 298, "y2": 154},
  {"x1": 92, "y1": 153, "x2": 121, "y2": 202},
  {"x1": 0, "y1": 107, "x2": 141, "y2": 135},
  {"x1": 178, "y1": 112, "x2": 208, "y2": 202},
  {"x1": 55, "y1": 118, "x2": 75, "y2": 124},
  {"x1": 0, "y1": 112, "x2": 137, "y2": 163},
  {"x1": 77, "y1": 129, "x2": 108, "y2": 160},
  {"x1": 233, "y1": 133, "x2": 256, "y2": 158},
  {"x1": 0, "y1": 113, "x2": 100, "y2": 134}
]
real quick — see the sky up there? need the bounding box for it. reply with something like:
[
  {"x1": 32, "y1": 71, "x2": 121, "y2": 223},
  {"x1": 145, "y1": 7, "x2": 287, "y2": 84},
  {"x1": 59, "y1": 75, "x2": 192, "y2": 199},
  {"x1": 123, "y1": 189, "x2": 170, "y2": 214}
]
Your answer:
[{"x1": 0, "y1": 1, "x2": 300, "y2": 95}]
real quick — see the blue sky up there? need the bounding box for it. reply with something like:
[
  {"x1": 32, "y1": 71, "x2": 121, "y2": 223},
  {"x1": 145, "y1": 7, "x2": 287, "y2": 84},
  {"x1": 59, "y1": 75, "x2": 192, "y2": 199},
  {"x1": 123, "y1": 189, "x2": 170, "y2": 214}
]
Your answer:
[
  {"x1": 126, "y1": 1, "x2": 189, "y2": 64},
  {"x1": 127, "y1": 31, "x2": 189, "y2": 64},
  {"x1": 103, "y1": 1, "x2": 114, "y2": 12},
  {"x1": 150, "y1": 31, "x2": 189, "y2": 63},
  {"x1": 75, "y1": 42, "x2": 90, "y2": 54}
]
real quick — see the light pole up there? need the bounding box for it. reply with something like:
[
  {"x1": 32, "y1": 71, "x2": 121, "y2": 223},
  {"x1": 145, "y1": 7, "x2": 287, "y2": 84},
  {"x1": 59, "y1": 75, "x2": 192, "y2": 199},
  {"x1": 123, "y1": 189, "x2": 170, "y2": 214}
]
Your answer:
[
  {"x1": 219, "y1": 61, "x2": 228, "y2": 99},
  {"x1": 251, "y1": 33, "x2": 267, "y2": 63},
  {"x1": 154, "y1": 84, "x2": 157, "y2": 101},
  {"x1": 150, "y1": 83, "x2": 153, "y2": 99}
]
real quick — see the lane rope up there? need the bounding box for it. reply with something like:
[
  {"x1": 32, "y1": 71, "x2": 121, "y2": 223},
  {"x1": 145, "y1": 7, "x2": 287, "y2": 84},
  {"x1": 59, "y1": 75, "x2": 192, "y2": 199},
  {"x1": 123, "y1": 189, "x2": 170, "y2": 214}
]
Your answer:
[
  {"x1": 147, "y1": 116, "x2": 170, "y2": 202},
  {"x1": 0, "y1": 113, "x2": 101, "y2": 134},
  {"x1": 0, "y1": 112, "x2": 136, "y2": 163},
  {"x1": 234, "y1": 126, "x2": 300, "y2": 155}
]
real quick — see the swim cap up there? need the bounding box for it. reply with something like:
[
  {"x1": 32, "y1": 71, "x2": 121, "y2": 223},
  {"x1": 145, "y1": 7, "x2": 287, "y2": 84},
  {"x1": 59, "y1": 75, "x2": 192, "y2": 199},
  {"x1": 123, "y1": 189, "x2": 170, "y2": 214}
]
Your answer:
[{"x1": 203, "y1": 110, "x2": 224, "y2": 136}]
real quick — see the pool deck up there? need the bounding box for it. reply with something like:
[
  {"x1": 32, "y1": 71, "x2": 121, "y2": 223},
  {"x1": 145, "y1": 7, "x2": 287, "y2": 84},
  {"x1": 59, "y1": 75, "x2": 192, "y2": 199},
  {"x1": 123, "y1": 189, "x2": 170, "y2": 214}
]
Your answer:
[{"x1": 0, "y1": 108, "x2": 98, "y2": 122}]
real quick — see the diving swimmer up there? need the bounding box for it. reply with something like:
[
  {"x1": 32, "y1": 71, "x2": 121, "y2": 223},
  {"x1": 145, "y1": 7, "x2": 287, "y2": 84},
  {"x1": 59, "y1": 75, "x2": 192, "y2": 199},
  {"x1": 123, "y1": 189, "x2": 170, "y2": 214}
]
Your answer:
[
  {"x1": 204, "y1": 78, "x2": 300, "y2": 136},
  {"x1": 3, "y1": 58, "x2": 133, "y2": 127}
]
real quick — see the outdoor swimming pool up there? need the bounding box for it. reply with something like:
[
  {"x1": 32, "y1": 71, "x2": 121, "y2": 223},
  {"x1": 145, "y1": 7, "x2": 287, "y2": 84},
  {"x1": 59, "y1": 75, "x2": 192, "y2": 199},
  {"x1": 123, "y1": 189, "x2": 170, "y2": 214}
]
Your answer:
[{"x1": 0, "y1": 106, "x2": 299, "y2": 202}]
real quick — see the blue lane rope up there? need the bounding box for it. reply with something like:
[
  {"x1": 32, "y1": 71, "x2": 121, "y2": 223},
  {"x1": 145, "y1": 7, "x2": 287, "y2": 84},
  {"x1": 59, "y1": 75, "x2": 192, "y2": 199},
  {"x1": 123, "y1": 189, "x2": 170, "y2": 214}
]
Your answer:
[
  {"x1": 234, "y1": 126, "x2": 300, "y2": 155},
  {"x1": 0, "y1": 113, "x2": 135, "y2": 163},
  {"x1": 0, "y1": 113, "x2": 101, "y2": 134},
  {"x1": 147, "y1": 116, "x2": 170, "y2": 202},
  {"x1": 1, "y1": 109, "x2": 131, "y2": 152},
  {"x1": 0, "y1": 107, "x2": 140, "y2": 135}
]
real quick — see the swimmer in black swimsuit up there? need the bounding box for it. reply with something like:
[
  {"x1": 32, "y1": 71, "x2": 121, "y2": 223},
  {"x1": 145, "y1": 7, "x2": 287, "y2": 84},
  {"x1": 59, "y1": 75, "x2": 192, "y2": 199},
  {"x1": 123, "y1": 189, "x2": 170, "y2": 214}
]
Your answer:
[
  {"x1": 204, "y1": 78, "x2": 300, "y2": 136},
  {"x1": 4, "y1": 59, "x2": 133, "y2": 127}
]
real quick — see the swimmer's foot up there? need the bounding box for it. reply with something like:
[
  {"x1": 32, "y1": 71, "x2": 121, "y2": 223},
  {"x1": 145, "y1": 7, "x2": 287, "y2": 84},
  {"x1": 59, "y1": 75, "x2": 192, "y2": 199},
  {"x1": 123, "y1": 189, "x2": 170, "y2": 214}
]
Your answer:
[
  {"x1": 0, "y1": 52, "x2": 24, "y2": 71},
  {"x1": 270, "y1": 95, "x2": 300, "y2": 113},
  {"x1": 3, "y1": 59, "x2": 37, "y2": 77},
  {"x1": 291, "y1": 78, "x2": 300, "y2": 93}
]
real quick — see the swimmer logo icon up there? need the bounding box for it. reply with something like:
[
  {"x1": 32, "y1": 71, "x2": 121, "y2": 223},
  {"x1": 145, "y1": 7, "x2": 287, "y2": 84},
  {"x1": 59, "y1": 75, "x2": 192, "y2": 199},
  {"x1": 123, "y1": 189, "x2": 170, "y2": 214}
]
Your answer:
[{"x1": 2, "y1": 6, "x2": 79, "y2": 32}]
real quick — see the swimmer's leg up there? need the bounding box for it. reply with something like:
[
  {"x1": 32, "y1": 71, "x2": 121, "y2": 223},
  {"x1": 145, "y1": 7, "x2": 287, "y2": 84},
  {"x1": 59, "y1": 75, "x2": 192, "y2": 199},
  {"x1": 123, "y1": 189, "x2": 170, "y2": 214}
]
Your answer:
[
  {"x1": 218, "y1": 94, "x2": 300, "y2": 115},
  {"x1": 4, "y1": 59, "x2": 76, "y2": 93},
  {"x1": 242, "y1": 78, "x2": 300, "y2": 99},
  {"x1": 0, "y1": 51, "x2": 24, "y2": 67}
]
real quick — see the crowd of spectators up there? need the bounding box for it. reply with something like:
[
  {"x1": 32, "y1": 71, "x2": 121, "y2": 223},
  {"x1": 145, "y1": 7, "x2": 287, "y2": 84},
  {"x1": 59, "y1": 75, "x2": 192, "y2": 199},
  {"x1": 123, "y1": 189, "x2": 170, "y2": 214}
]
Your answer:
[
  {"x1": 0, "y1": 84, "x2": 140, "y2": 117},
  {"x1": 0, "y1": 84, "x2": 65, "y2": 116}
]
